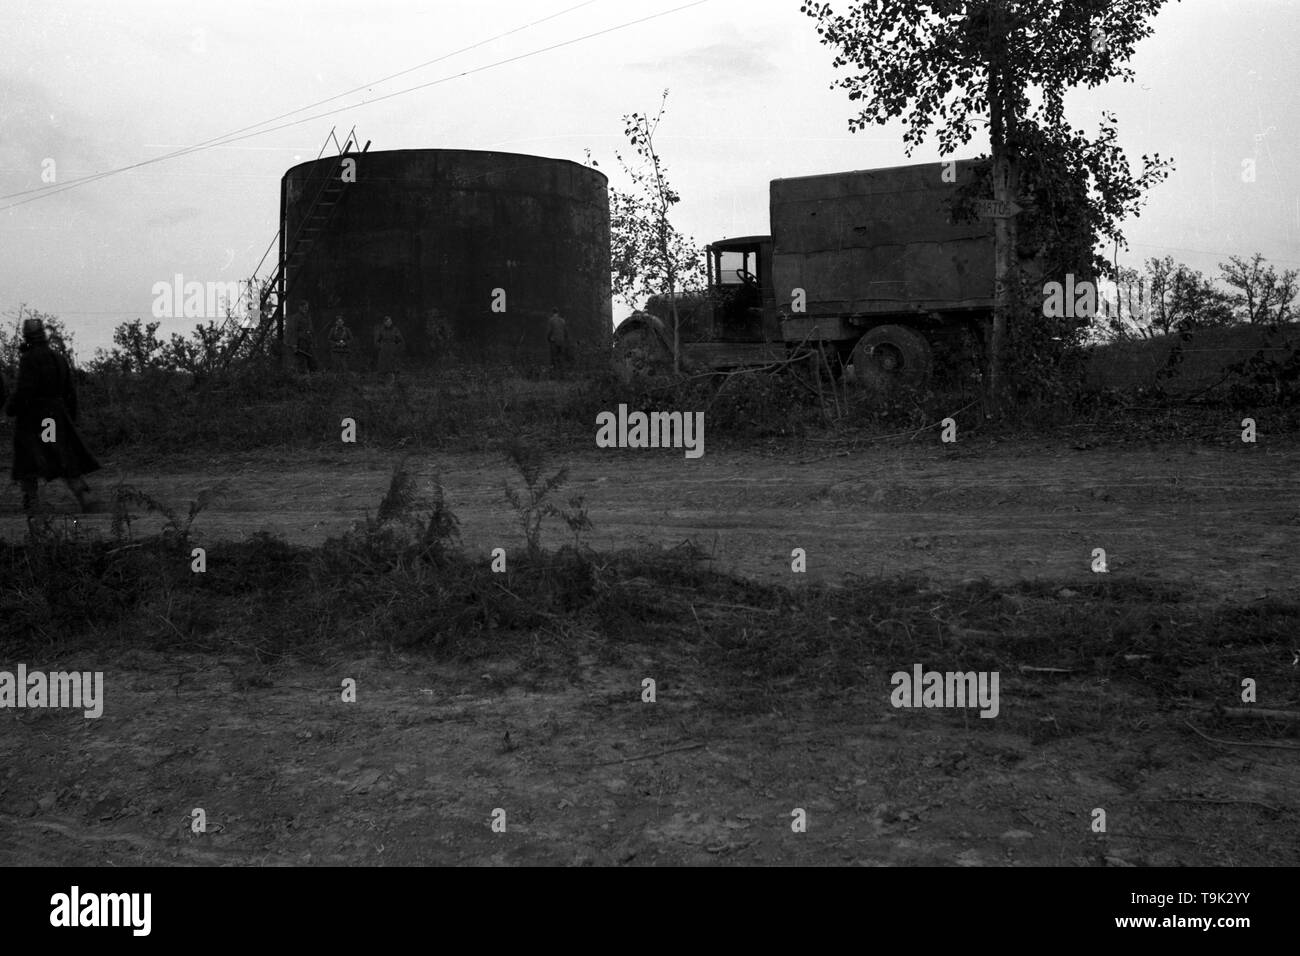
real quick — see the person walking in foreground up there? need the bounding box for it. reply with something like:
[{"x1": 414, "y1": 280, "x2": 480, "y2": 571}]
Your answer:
[
  {"x1": 546, "y1": 307, "x2": 569, "y2": 377},
  {"x1": 328, "y1": 315, "x2": 353, "y2": 374},
  {"x1": 5, "y1": 318, "x2": 100, "y2": 514},
  {"x1": 374, "y1": 316, "x2": 405, "y2": 385}
]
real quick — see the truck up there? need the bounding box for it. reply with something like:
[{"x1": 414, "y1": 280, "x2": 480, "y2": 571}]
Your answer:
[{"x1": 613, "y1": 158, "x2": 1055, "y2": 389}]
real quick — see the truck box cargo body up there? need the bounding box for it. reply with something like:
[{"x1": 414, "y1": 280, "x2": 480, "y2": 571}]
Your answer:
[{"x1": 772, "y1": 159, "x2": 994, "y2": 330}]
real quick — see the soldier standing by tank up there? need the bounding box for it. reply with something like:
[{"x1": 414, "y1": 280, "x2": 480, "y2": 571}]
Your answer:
[
  {"x1": 328, "y1": 315, "x2": 353, "y2": 374},
  {"x1": 292, "y1": 301, "x2": 316, "y2": 373},
  {"x1": 546, "y1": 307, "x2": 569, "y2": 377},
  {"x1": 374, "y1": 316, "x2": 405, "y2": 385},
  {"x1": 5, "y1": 317, "x2": 99, "y2": 514}
]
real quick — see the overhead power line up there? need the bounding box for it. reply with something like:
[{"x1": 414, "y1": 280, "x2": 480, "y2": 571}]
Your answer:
[
  {"x1": 1, "y1": 0, "x2": 708, "y2": 212},
  {"x1": 0, "y1": 0, "x2": 601, "y2": 206}
]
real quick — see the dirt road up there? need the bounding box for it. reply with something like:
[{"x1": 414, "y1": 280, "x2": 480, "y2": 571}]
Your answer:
[
  {"x1": 4, "y1": 438, "x2": 1296, "y2": 600},
  {"x1": 2, "y1": 437, "x2": 1298, "y2": 866},
  {"x1": 9, "y1": 646, "x2": 1294, "y2": 868}
]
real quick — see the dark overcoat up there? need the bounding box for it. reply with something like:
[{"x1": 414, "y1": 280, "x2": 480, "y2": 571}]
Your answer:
[
  {"x1": 374, "y1": 326, "x2": 405, "y2": 374},
  {"x1": 5, "y1": 342, "x2": 100, "y2": 482}
]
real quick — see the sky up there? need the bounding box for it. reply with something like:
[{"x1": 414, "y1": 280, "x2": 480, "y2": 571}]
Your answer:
[{"x1": 2, "y1": 0, "x2": 1298, "y2": 357}]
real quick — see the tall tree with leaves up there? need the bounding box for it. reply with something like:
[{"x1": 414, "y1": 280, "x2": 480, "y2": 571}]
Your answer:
[
  {"x1": 601, "y1": 91, "x2": 705, "y2": 373},
  {"x1": 802, "y1": 0, "x2": 1175, "y2": 413}
]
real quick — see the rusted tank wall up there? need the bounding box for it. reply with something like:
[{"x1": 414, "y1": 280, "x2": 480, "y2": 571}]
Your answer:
[{"x1": 281, "y1": 149, "x2": 611, "y2": 366}]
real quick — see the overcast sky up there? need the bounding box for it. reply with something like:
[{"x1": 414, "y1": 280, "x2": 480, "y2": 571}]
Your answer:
[{"x1": 3, "y1": 0, "x2": 1297, "y2": 355}]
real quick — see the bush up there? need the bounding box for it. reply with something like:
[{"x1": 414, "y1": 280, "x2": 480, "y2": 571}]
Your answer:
[{"x1": 1223, "y1": 331, "x2": 1300, "y2": 407}]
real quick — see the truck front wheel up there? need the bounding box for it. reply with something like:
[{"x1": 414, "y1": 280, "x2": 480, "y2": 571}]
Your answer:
[
  {"x1": 614, "y1": 315, "x2": 673, "y2": 378},
  {"x1": 847, "y1": 325, "x2": 934, "y2": 390}
]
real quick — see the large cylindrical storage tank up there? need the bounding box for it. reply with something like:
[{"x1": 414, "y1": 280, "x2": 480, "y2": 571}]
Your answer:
[{"x1": 280, "y1": 148, "x2": 610, "y2": 367}]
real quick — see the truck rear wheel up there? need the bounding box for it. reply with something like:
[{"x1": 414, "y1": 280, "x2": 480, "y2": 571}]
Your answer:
[{"x1": 847, "y1": 325, "x2": 933, "y2": 390}]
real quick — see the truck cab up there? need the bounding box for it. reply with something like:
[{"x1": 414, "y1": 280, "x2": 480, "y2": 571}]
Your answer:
[
  {"x1": 705, "y1": 236, "x2": 777, "y2": 342},
  {"x1": 614, "y1": 235, "x2": 784, "y2": 373}
]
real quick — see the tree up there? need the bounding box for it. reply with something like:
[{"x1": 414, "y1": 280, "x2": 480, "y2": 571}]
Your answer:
[
  {"x1": 93, "y1": 319, "x2": 168, "y2": 375},
  {"x1": 1104, "y1": 264, "x2": 1148, "y2": 340},
  {"x1": 1220, "y1": 253, "x2": 1298, "y2": 327},
  {"x1": 1144, "y1": 256, "x2": 1234, "y2": 334},
  {"x1": 598, "y1": 91, "x2": 706, "y2": 373},
  {"x1": 801, "y1": 0, "x2": 1175, "y2": 412},
  {"x1": 163, "y1": 320, "x2": 226, "y2": 378}
]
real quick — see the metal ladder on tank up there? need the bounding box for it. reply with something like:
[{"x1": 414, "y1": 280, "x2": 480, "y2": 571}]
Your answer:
[{"x1": 220, "y1": 126, "x2": 371, "y2": 367}]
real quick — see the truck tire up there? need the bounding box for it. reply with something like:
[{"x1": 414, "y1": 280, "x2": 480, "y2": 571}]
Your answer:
[
  {"x1": 847, "y1": 325, "x2": 933, "y2": 390},
  {"x1": 614, "y1": 316, "x2": 672, "y2": 377}
]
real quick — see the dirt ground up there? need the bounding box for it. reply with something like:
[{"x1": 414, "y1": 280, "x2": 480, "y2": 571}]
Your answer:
[
  {"x1": 2, "y1": 438, "x2": 1298, "y2": 865},
  {"x1": 4, "y1": 437, "x2": 1296, "y2": 600}
]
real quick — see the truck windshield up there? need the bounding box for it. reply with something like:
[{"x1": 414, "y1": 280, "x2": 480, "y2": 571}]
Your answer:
[{"x1": 715, "y1": 250, "x2": 756, "y2": 285}]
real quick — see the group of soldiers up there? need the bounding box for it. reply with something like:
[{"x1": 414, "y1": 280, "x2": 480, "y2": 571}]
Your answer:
[
  {"x1": 289, "y1": 301, "x2": 574, "y2": 378},
  {"x1": 0, "y1": 317, "x2": 100, "y2": 515},
  {"x1": 288, "y1": 302, "x2": 407, "y2": 384}
]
